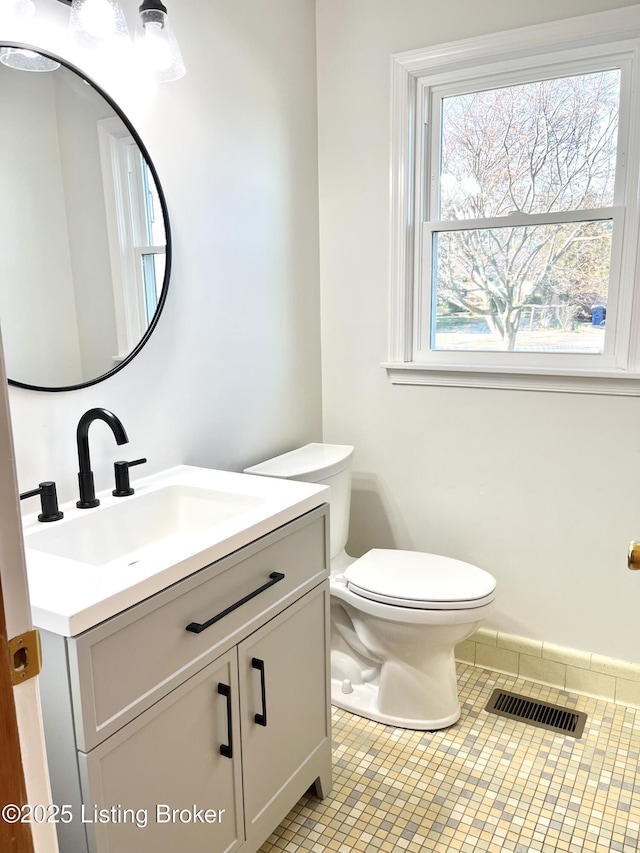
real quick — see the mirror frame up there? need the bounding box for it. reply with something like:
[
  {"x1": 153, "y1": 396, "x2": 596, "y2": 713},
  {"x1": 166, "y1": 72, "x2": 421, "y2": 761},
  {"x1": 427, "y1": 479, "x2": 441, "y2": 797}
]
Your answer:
[{"x1": 1, "y1": 42, "x2": 172, "y2": 393}]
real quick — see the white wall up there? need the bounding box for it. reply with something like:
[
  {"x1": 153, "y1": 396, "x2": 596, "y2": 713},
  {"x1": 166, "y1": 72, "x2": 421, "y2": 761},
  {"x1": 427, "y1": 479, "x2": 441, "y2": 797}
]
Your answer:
[
  {"x1": 0, "y1": 69, "x2": 82, "y2": 385},
  {"x1": 316, "y1": 0, "x2": 640, "y2": 663},
  {"x1": 3, "y1": 0, "x2": 322, "y2": 509}
]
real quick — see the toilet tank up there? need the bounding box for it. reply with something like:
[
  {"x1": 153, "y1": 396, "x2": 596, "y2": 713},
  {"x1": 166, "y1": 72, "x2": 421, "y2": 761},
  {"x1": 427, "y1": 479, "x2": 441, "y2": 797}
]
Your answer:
[{"x1": 244, "y1": 443, "x2": 354, "y2": 560}]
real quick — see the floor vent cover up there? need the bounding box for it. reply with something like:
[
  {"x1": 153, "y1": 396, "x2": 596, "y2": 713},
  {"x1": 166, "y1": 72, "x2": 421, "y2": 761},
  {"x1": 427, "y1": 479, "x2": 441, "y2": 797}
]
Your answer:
[{"x1": 485, "y1": 689, "x2": 587, "y2": 738}]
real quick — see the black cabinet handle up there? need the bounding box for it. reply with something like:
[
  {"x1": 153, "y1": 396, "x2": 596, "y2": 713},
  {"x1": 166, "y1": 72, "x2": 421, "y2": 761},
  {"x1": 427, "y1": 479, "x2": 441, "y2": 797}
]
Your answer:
[
  {"x1": 217, "y1": 683, "x2": 233, "y2": 759},
  {"x1": 252, "y1": 658, "x2": 267, "y2": 727},
  {"x1": 185, "y1": 572, "x2": 285, "y2": 634}
]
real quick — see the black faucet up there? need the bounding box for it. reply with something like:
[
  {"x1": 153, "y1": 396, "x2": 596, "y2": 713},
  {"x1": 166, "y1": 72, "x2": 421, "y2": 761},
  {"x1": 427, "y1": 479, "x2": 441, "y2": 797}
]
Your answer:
[{"x1": 76, "y1": 408, "x2": 129, "y2": 508}]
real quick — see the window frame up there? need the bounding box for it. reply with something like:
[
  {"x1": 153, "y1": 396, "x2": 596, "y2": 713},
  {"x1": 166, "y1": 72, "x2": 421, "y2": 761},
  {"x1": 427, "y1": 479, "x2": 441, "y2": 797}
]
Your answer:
[{"x1": 385, "y1": 7, "x2": 640, "y2": 395}]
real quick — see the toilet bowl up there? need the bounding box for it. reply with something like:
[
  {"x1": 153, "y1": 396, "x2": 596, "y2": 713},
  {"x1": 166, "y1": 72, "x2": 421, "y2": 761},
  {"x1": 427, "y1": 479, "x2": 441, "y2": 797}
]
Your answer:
[
  {"x1": 244, "y1": 443, "x2": 496, "y2": 730},
  {"x1": 331, "y1": 549, "x2": 494, "y2": 728}
]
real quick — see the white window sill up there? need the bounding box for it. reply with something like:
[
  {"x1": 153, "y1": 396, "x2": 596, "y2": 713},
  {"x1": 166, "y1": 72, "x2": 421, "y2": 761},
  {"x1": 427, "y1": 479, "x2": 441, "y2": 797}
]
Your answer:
[{"x1": 383, "y1": 362, "x2": 640, "y2": 395}]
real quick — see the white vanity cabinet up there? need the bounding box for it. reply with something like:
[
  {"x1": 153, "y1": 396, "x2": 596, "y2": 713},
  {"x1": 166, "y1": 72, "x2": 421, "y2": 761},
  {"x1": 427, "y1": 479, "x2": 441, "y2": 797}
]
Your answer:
[{"x1": 37, "y1": 505, "x2": 331, "y2": 853}]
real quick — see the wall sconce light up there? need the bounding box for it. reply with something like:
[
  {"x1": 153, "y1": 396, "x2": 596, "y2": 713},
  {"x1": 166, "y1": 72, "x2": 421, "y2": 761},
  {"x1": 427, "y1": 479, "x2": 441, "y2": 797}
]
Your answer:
[
  {"x1": 64, "y1": 0, "x2": 130, "y2": 50},
  {"x1": 0, "y1": 0, "x2": 58, "y2": 70},
  {"x1": 135, "y1": 0, "x2": 184, "y2": 82},
  {"x1": 0, "y1": 0, "x2": 185, "y2": 79},
  {"x1": 0, "y1": 0, "x2": 60, "y2": 71},
  {"x1": 58, "y1": 0, "x2": 186, "y2": 80}
]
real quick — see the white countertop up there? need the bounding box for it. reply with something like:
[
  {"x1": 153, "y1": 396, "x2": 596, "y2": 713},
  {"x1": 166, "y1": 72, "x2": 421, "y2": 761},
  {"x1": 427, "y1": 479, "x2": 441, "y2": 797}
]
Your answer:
[{"x1": 22, "y1": 465, "x2": 328, "y2": 637}]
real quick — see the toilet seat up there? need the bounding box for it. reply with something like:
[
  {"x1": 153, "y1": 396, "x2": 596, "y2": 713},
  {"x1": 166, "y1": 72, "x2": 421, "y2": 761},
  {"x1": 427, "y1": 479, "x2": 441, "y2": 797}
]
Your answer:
[{"x1": 343, "y1": 549, "x2": 496, "y2": 610}]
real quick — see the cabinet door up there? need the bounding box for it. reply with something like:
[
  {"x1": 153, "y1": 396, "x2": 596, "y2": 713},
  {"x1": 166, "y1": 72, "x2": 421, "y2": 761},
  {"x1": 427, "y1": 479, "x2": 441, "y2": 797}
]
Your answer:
[
  {"x1": 79, "y1": 650, "x2": 243, "y2": 853},
  {"x1": 238, "y1": 583, "x2": 331, "y2": 848}
]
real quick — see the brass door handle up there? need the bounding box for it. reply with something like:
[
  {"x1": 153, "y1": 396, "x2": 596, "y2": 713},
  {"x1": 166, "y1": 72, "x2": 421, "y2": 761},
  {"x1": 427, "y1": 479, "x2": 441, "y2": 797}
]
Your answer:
[{"x1": 628, "y1": 541, "x2": 640, "y2": 570}]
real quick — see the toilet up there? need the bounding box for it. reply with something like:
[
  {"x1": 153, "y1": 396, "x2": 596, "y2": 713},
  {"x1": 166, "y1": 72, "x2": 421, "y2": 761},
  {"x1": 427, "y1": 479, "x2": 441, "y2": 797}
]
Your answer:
[{"x1": 244, "y1": 443, "x2": 496, "y2": 730}]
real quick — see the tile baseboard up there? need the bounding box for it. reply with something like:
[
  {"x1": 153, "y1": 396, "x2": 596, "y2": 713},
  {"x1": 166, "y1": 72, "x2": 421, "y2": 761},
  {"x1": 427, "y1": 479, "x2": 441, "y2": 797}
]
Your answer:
[{"x1": 456, "y1": 628, "x2": 640, "y2": 708}]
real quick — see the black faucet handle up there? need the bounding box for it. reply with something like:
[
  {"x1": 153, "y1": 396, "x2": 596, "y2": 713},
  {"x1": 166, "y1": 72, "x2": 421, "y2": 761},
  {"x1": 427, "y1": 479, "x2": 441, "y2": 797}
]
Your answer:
[
  {"x1": 20, "y1": 481, "x2": 64, "y2": 522},
  {"x1": 113, "y1": 458, "x2": 147, "y2": 497}
]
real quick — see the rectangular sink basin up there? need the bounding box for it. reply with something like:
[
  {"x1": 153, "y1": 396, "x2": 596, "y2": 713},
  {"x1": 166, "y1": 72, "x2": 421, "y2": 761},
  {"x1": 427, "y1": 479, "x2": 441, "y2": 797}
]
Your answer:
[{"x1": 25, "y1": 485, "x2": 263, "y2": 568}]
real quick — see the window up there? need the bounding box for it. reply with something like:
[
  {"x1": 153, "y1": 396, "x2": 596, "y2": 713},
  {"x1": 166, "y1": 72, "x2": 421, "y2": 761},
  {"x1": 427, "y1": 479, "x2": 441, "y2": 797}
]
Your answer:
[
  {"x1": 386, "y1": 8, "x2": 640, "y2": 394},
  {"x1": 98, "y1": 117, "x2": 167, "y2": 362}
]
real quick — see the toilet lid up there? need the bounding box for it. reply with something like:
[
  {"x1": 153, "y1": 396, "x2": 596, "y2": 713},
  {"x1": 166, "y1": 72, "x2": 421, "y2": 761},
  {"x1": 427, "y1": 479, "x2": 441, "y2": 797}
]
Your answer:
[{"x1": 344, "y1": 549, "x2": 496, "y2": 610}]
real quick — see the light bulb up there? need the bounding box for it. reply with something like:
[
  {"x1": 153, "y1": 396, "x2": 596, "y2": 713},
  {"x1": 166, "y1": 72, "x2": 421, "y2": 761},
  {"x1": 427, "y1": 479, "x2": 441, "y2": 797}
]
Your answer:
[
  {"x1": 136, "y1": 1, "x2": 185, "y2": 81},
  {"x1": 78, "y1": 0, "x2": 117, "y2": 39},
  {"x1": 141, "y1": 20, "x2": 172, "y2": 71},
  {"x1": 13, "y1": 0, "x2": 35, "y2": 20},
  {"x1": 68, "y1": 0, "x2": 130, "y2": 49},
  {"x1": 0, "y1": 0, "x2": 35, "y2": 22}
]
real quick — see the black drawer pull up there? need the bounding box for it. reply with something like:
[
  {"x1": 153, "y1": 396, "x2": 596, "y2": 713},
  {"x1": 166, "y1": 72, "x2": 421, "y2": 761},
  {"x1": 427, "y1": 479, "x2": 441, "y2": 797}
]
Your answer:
[
  {"x1": 185, "y1": 572, "x2": 285, "y2": 634},
  {"x1": 217, "y1": 683, "x2": 233, "y2": 759},
  {"x1": 252, "y1": 658, "x2": 267, "y2": 727}
]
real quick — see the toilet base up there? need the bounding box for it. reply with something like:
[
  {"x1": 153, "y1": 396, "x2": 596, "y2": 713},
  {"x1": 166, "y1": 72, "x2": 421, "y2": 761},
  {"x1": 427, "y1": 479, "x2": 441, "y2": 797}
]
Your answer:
[{"x1": 330, "y1": 677, "x2": 461, "y2": 730}]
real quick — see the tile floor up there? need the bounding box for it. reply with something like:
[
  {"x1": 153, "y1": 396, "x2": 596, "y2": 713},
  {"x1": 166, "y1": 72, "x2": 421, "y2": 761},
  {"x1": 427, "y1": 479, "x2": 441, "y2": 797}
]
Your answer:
[{"x1": 259, "y1": 663, "x2": 640, "y2": 853}]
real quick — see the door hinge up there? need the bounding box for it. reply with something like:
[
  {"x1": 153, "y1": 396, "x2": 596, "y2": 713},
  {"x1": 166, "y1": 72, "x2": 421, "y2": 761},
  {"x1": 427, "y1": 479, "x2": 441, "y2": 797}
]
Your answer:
[{"x1": 8, "y1": 629, "x2": 42, "y2": 685}]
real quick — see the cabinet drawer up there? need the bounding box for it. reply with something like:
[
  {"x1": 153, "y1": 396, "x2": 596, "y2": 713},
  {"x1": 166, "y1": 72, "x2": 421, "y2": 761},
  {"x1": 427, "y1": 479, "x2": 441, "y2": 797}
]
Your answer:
[{"x1": 68, "y1": 506, "x2": 328, "y2": 751}]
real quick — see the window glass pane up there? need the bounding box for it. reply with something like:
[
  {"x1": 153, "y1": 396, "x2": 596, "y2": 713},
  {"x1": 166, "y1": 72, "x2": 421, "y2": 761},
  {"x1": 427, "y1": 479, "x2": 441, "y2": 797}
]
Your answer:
[
  {"x1": 432, "y1": 220, "x2": 612, "y2": 353},
  {"x1": 439, "y1": 70, "x2": 621, "y2": 220},
  {"x1": 141, "y1": 158, "x2": 165, "y2": 246},
  {"x1": 141, "y1": 252, "x2": 165, "y2": 324}
]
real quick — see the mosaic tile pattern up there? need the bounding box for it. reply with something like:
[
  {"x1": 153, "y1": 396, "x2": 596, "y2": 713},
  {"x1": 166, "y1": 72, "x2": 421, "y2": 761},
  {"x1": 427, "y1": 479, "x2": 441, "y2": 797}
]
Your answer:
[{"x1": 259, "y1": 663, "x2": 640, "y2": 853}]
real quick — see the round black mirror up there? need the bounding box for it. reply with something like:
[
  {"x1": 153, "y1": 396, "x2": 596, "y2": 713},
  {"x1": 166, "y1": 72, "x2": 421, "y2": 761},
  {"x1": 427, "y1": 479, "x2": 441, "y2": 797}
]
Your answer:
[{"x1": 0, "y1": 44, "x2": 171, "y2": 391}]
